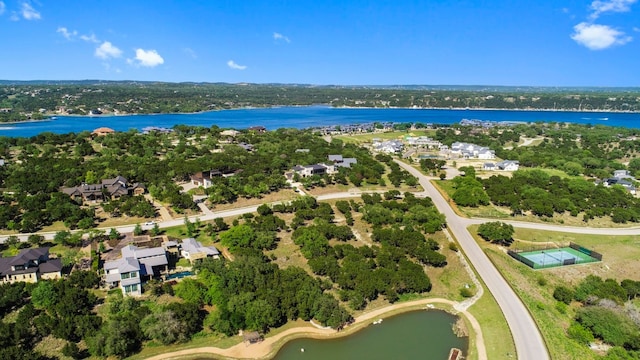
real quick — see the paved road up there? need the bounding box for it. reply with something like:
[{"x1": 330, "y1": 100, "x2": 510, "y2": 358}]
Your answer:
[{"x1": 395, "y1": 160, "x2": 550, "y2": 360}]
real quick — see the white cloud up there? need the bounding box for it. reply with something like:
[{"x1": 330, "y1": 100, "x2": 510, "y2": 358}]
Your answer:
[
  {"x1": 57, "y1": 27, "x2": 77, "y2": 40},
  {"x1": 95, "y1": 41, "x2": 122, "y2": 59},
  {"x1": 80, "y1": 34, "x2": 99, "y2": 43},
  {"x1": 10, "y1": 11, "x2": 18, "y2": 21},
  {"x1": 21, "y1": 2, "x2": 41, "y2": 20},
  {"x1": 589, "y1": 0, "x2": 637, "y2": 19},
  {"x1": 571, "y1": 22, "x2": 632, "y2": 49},
  {"x1": 0, "y1": 2, "x2": 6, "y2": 15},
  {"x1": 634, "y1": 26, "x2": 640, "y2": 32},
  {"x1": 183, "y1": 47, "x2": 197, "y2": 59},
  {"x1": 227, "y1": 60, "x2": 247, "y2": 70},
  {"x1": 131, "y1": 49, "x2": 164, "y2": 67},
  {"x1": 273, "y1": 32, "x2": 291, "y2": 43}
]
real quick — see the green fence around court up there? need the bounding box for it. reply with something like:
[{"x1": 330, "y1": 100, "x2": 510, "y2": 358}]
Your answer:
[{"x1": 508, "y1": 245, "x2": 601, "y2": 270}]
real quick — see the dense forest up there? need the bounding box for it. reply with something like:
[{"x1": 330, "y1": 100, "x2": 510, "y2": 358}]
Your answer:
[{"x1": 1, "y1": 82, "x2": 639, "y2": 122}]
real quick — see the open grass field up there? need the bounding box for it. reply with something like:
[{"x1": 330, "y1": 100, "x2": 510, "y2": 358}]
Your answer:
[{"x1": 468, "y1": 224, "x2": 640, "y2": 360}]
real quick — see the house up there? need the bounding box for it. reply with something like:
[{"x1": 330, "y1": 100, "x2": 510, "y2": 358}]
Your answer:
[
  {"x1": 483, "y1": 162, "x2": 497, "y2": 171},
  {"x1": 291, "y1": 164, "x2": 335, "y2": 178},
  {"x1": 0, "y1": 247, "x2": 62, "y2": 284},
  {"x1": 61, "y1": 176, "x2": 146, "y2": 203},
  {"x1": 450, "y1": 142, "x2": 495, "y2": 160},
  {"x1": 103, "y1": 244, "x2": 169, "y2": 296},
  {"x1": 248, "y1": 126, "x2": 267, "y2": 133},
  {"x1": 237, "y1": 142, "x2": 254, "y2": 151},
  {"x1": 613, "y1": 170, "x2": 634, "y2": 180},
  {"x1": 220, "y1": 129, "x2": 240, "y2": 137},
  {"x1": 603, "y1": 178, "x2": 637, "y2": 195},
  {"x1": 497, "y1": 160, "x2": 520, "y2": 171},
  {"x1": 91, "y1": 127, "x2": 115, "y2": 136},
  {"x1": 328, "y1": 155, "x2": 357, "y2": 168},
  {"x1": 372, "y1": 140, "x2": 404, "y2": 153},
  {"x1": 190, "y1": 169, "x2": 222, "y2": 188},
  {"x1": 180, "y1": 238, "x2": 220, "y2": 263}
]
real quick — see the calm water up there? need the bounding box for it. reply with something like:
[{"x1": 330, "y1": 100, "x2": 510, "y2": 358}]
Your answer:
[
  {"x1": 1, "y1": 106, "x2": 639, "y2": 138},
  {"x1": 274, "y1": 310, "x2": 467, "y2": 360}
]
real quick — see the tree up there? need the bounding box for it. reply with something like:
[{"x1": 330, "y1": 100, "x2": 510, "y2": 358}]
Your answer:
[
  {"x1": 27, "y1": 234, "x2": 44, "y2": 247},
  {"x1": 5, "y1": 235, "x2": 19, "y2": 248},
  {"x1": 141, "y1": 311, "x2": 187, "y2": 344},
  {"x1": 219, "y1": 224, "x2": 257, "y2": 251},
  {"x1": 109, "y1": 228, "x2": 120, "y2": 240},
  {"x1": 477, "y1": 221, "x2": 514, "y2": 246},
  {"x1": 133, "y1": 224, "x2": 143, "y2": 236}
]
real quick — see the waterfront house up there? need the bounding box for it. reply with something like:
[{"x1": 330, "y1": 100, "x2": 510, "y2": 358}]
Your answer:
[
  {"x1": 0, "y1": 247, "x2": 62, "y2": 284},
  {"x1": 91, "y1": 127, "x2": 115, "y2": 136}
]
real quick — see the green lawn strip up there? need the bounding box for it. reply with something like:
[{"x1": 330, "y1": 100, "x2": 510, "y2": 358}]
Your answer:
[
  {"x1": 469, "y1": 225, "x2": 599, "y2": 360},
  {"x1": 467, "y1": 286, "x2": 515, "y2": 360},
  {"x1": 125, "y1": 332, "x2": 242, "y2": 360}
]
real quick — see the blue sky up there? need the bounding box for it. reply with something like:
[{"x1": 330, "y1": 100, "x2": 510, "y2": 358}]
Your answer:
[{"x1": 0, "y1": 0, "x2": 638, "y2": 86}]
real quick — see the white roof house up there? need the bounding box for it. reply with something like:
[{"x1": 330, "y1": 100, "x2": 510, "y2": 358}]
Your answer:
[
  {"x1": 292, "y1": 163, "x2": 336, "y2": 178},
  {"x1": 181, "y1": 238, "x2": 220, "y2": 263},
  {"x1": 497, "y1": 160, "x2": 520, "y2": 171},
  {"x1": 450, "y1": 142, "x2": 495, "y2": 160},
  {"x1": 328, "y1": 155, "x2": 357, "y2": 168},
  {"x1": 103, "y1": 244, "x2": 168, "y2": 296}
]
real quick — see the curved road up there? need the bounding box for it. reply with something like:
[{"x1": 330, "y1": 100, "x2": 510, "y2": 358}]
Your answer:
[
  {"x1": 5, "y1": 164, "x2": 640, "y2": 359},
  {"x1": 395, "y1": 160, "x2": 550, "y2": 360}
]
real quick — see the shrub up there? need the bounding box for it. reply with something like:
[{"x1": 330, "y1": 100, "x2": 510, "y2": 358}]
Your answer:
[{"x1": 553, "y1": 285, "x2": 575, "y2": 305}]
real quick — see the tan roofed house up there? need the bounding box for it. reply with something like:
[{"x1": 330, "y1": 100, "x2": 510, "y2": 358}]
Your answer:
[{"x1": 92, "y1": 127, "x2": 115, "y2": 136}]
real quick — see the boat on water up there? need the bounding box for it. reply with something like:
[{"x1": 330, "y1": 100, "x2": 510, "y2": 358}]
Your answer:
[
  {"x1": 448, "y1": 347, "x2": 463, "y2": 360},
  {"x1": 372, "y1": 318, "x2": 383, "y2": 325}
]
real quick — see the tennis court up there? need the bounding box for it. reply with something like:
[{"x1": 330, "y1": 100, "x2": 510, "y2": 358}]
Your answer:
[{"x1": 508, "y1": 243, "x2": 601, "y2": 269}]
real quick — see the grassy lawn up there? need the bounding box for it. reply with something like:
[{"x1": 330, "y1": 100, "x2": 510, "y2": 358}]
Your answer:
[
  {"x1": 466, "y1": 224, "x2": 638, "y2": 360},
  {"x1": 467, "y1": 286, "x2": 515, "y2": 360}
]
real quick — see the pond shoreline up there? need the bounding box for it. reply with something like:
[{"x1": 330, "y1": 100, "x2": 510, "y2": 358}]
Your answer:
[{"x1": 141, "y1": 298, "x2": 486, "y2": 360}]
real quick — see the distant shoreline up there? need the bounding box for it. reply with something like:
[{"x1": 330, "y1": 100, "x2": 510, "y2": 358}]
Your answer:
[{"x1": 46, "y1": 104, "x2": 640, "y2": 119}]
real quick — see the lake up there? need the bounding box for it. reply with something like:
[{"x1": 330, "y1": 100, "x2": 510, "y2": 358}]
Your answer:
[
  {"x1": 274, "y1": 310, "x2": 467, "y2": 360},
  {"x1": 1, "y1": 106, "x2": 639, "y2": 138}
]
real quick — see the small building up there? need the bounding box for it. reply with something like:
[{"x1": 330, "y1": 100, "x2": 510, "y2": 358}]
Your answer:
[
  {"x1": 483, "y1": 162, "x2": 497, "y2": 171},
  {"x1": 237, "y1": 142, "x2": 254, "y2": 151},
  {"x1": 243, "y1": 331, "x2": 263, "y2": 344},
  {"x1": 247, "y1": 126, "x2": 267, "y2": 133},
  {"x1": 0, "y1": 247, "x2": 62, "y2": 284},
  {"x1": 190, "y1": 169, "x2": 222, "y2": 188},
  {"x1": 180, "y1": 238, "x2": 220, "y2": 263},
  {"x1": 91, "y1": 127, "x2": 115, "y2": 136},
  {"x1": 497, "y1": 160, "x2": 520, "y2": 171},
  {"x1": 613, "y1": 170, "x2": 634, "y2": 180}
]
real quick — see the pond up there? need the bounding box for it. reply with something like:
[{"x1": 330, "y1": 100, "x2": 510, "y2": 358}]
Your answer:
[{"x1": 274, "y1": 309, "x2": 468, "y2": 360}]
